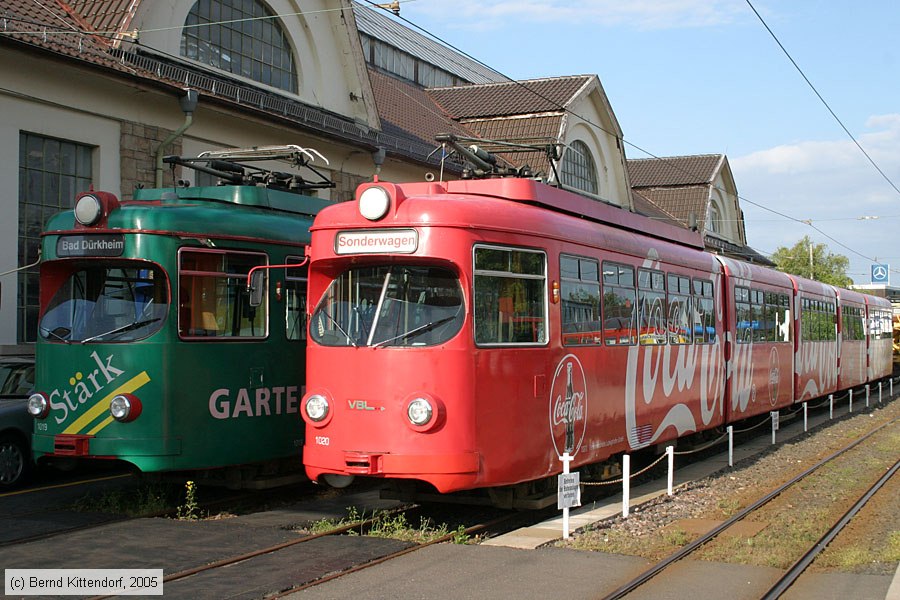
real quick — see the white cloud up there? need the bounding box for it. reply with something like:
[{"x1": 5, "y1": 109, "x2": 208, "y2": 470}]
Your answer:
[
  {"x1": 412, "y1": 0, "x2": 745, "y2": 31},
  {"x1": 732, "y1": 114, "x2": 900, "y2": 281}
]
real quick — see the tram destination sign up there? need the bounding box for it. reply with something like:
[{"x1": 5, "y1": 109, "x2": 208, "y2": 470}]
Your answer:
[
  {"x1": 57, "y1": 234, "x2": 125, "y2": 257},
  {"x1": 335, "y1": 229, "x2": 418, "y2": 255}
]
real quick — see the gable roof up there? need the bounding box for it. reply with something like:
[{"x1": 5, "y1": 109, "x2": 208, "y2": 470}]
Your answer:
[
  {"x1": 426, "y1": 76, "x2": 592, "y2": 119},
  {"x1": 628, "y1": 154, "x2": 723, "y2": 187}
]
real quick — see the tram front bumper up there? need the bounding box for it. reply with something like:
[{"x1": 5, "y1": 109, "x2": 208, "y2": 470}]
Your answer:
[{"x1": 304, "y1": 444, "x2": 480, "y2": 492}]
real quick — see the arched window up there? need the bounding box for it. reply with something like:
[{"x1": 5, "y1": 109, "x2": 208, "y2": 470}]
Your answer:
[
  {"x1": 181, "y1": 0, "x2": 298, "y2": 93},
  {"x1": 560, "y1": 140, "x2": 598, "y2": 195}
]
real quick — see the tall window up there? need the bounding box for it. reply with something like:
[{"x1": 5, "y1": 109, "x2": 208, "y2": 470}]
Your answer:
[
  {"x1": 474, "y1": 246, "x2": 546, "y2": 345},
  {"x1": 560, "y1": 140, "x2": 598, "y2": 195},
  {"x1": 560, "y1": 255, "x2": 600, "y2": 346},
  {"x1": 181, "y1": 0, "x2": 298, "y2": 93},
  {"x1": 707, "y1": 201, "x2": 721, "y2": 234},
  {"x1": 18, "y1": 132, "x2": 93, "y2": 343}
]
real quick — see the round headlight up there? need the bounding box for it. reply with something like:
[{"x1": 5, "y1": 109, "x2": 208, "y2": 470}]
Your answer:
[
  {"x1": 358, "y1": 186, "x2": 390, "y2": 221},
  {"x1": 406, "y1": 397, "x2": 433, "y2": 426},
  {"x1": 74, "y1": 194, "x2": 103, "y2": 226},
  {"x1": 305, "y1": 394, "x2": 330, "y2": 422},
  {"x1": 27, "y1": 393, "x2": 49, "y2": 419},
  {"x1": 110, "y1": 394, "x2": 142, "y2": 423}
]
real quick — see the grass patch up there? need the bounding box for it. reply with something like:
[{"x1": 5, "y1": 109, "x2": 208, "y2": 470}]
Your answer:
[
  {"x1": 72, "y1": 483, "x2": 175, "y2": 517},
  {"x1": 304, "y1": 507, "x2": 470, "y2": 544}
]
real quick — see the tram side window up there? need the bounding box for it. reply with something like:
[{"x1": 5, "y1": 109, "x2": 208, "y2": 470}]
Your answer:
[
  {"x1": 842, "y1": 306, "x2": 864, "y2": 342},
  {"x1": 638, "y1": 269, "x2": 666, "y2": 345},
  {"x1": 692, "y1": 279, "x2": 715, "y2": 345},
  {"x1": 474, "y1": 246, "x2": 547, "y2": 345},
  {"x1": 285, "y1": 257, "x2": 307, "y2": 341},
  {"x1": 750, "y1": 290, "x2": 766, "y2": 343},
  {"x1": 767, "y1": 292, "x2": 791, "y2": 343},
  {"x1": 602, "y1": 262, "x2": 637, "y2": 346},
  {"x1": 735, "y1": 286, "x2": 751, "y2": 344},
  {"x1": 179, "y1": 250, "x2": 267, "y2": 339},
  {"x1": 667, "y1": 274, "x2": 692, "y2": 345},
  {"x1": 561, "y1": 255, "x2": 601, "y2": 346}
]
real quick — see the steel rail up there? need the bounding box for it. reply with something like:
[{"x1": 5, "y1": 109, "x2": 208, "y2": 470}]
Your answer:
[
  {"x1": 761, "y1": 456, "x2": 900, "y2": 599},
  {"x1": 600, "y1": 416, "x2": 897, "y2": 600}
]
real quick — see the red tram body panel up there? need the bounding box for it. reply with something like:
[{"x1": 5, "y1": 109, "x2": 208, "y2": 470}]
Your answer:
[
  {"x1": 301, "y1": 177, "x2": 893, "y2": 496},
  {"x1": 836, "y1": 288, "x2": 869, "y2": 391},
  {"x1": 791, "y1": 277, "x2": 839, "y2": 401},
  {"x1": 716, "y1": 257, "x2": 794, "y2": 420},
  {"x1": 866, "y1": 295, "x2": 893, "y2": 382}
]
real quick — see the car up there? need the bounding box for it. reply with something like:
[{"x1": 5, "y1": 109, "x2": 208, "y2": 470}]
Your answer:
[{"x1": 0, "y1": 356, "x2": 35, "y2": 489}]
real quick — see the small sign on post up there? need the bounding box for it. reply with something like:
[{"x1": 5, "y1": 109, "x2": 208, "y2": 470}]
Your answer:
[{"x1": 557, "y1": 452, "x2": 580, "y2": 539}]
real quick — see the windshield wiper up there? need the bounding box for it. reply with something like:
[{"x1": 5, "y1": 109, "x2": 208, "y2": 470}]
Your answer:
[
  {"x1": 373, "y1": 314, "x2": 458, "y2": 348},
  {"x1": 40, "y1": 326, "x2": 71, "y2": 343},
  {"x1": 319, "y1": 310, "x2": 357, "y2": 348},
  {"x1": 80, "y1": 318, "x2": 161, "y2": 344}
]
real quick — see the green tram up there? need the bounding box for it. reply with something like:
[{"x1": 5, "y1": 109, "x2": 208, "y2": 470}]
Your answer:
[{"x1": 27, "y1": 147, "x2": 332, "y2": 484}]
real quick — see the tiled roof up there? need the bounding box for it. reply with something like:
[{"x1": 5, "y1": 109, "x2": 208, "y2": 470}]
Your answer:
[
  {"x1": 627, "y1": 154, "x2": 723, "y2": 187},
  {"x1": 631, "y1": 190, "x2": 683, "y2": 227},
  {"x1": 353, "y1": 3, "x2": 505, "y2": 84},
  {"x1": 67, "y1": 0, "x2": 140, "y2": 45},
  {"x1": 0, "y1": 0, "x2": 131, "y2": 70},
  {"x1": 634, "y1": 186, "x2": 709, "y2": 232},
  {"x1": 427, "y1": 76, "x2": 592, "y2": 119},
  {"x1": 367, "y1": 67, "x2": 470, "y2": 148}
]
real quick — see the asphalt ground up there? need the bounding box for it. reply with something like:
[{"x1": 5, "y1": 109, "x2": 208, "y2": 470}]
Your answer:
[{"x1": 1, "y1": 398, "x2": 897, "y2": 599}]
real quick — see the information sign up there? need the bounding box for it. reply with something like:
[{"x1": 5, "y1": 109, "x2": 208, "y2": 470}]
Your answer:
[{"x1": 557, "y1": 472, "x2": 581, "y2": 509}]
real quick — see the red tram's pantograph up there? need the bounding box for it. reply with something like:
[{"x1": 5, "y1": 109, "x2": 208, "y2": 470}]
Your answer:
[{"x1": 300, "y1": 135, "x2": 893, "y2": 507}]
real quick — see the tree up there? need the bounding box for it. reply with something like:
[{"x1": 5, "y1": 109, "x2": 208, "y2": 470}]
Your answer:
[{"x1": 770, "y1": 236, "x2": 853, "y2": 287}]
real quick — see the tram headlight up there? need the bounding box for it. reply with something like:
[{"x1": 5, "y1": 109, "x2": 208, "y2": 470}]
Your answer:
[
  {"x1": 27, "y1": 393, "x2": 49, "y2": 419},
  {"x1": 305, "y1": 394, "x2": 330, "y2": 423},
  {"x1": 74, "y1": 194, "x2": 103, "y2": 226},
  {"x1": 110, "y1": 394, "x2": 142, "y2": 423},
  {"x1": 358, "y1": 186, "x2": 390, "y2": 221},
  {"x1": 406, "y1": 397, "x2": 433, "y2": 426}
]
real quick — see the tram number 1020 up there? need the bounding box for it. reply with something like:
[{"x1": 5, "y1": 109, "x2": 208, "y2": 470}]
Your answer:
[{"x1": 315, "y1": 436, "x2": 330, "y2": 446}]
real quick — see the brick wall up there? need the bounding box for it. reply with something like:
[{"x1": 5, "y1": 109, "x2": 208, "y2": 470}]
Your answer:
[{"x1": 120, "y1": 121, "x2": 182, "y2": 199}]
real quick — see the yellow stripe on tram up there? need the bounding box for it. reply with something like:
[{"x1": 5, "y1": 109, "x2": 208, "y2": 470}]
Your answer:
[{"x1": 62, "y1": 371, "x2": 151, "y2": 435}]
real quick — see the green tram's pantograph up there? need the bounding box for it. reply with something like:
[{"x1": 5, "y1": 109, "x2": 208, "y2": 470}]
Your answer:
[{"x1": 28, "y1": 146, "x2": 333, "y2": 484}]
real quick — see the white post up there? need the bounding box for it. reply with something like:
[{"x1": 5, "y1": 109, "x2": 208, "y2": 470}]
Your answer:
[
  {"x1": 866, "y1": 384, "x2": 870, "y2": 407},
  {"x1": 803, "y1": 402, "x2": 808, "y2": 432},
  {"x1": 727, "y1": 425, "x2": 733, "y2": 467},
  {"x1": 829, "y1": 394, "x2": 834, "y2": 419},
  {"x1": 850, "y1": 389, "x2": 854, "y2": 413},
  {"x1": 879, "y1": 381, "x2": 882, "y2": 403},
  {"x1": 771, "y1": 411, "x2": 777, "y2": 445},
  {"x1": 562, "y1": 452, "x2": 571, "y2": 539},
  {"x1": 666, "y1": 446, "x2": 674, "y2": 496},
  {"x1": 622, "y1": 454, "x2": 631, "y2": 518}
]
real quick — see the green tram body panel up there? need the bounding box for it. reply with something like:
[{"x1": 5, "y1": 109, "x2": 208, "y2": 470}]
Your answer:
[{"x1": 32, "y1": 185, "x2": 328, "y2": 472}]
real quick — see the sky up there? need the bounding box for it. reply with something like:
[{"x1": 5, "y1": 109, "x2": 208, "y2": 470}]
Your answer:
[{"x1": 379, "y1": 0, "x2": 900, "y2": 285}]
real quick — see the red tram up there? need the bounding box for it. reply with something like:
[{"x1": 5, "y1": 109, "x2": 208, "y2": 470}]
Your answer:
[{"x1": 300, "y1": 142, "x2": 893, "y2": 506}]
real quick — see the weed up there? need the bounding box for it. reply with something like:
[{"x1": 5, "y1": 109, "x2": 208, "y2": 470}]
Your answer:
[{"x1": 176, "y1": 480, "x2": 202, "y2": 521}]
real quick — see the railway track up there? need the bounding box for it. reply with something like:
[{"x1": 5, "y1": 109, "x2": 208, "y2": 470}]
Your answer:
[{"x1": 600, "y1": 414, "x2": 899, "y2": 600}]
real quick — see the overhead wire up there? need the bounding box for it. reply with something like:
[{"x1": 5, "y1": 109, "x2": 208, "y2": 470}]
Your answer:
[{"x1": 4, "y1": 0, "x2": 894, "y2": 272}]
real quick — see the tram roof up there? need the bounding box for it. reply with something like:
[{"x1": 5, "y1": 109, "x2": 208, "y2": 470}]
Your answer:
[
  {"x1": 401, "y1": 178, "x2": 706, "y2": 251},
  {"x1": 132, "y1": 185, "x2": 334, "y2": 216}
]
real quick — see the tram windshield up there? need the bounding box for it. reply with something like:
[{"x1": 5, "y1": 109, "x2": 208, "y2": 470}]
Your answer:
[
  {"x1": 311, "y1": 266, "x2": 463, "y2": 347},
  {"x1": 39, "y1": 263, "x2": 168, "y2": 343}
]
